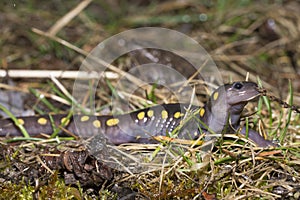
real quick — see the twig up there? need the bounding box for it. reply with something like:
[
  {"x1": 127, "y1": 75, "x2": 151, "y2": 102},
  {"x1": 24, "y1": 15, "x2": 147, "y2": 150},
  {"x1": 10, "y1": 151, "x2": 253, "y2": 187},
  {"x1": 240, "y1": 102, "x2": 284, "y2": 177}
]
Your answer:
[
  {"x1": 48, "y1": 0, "x2": 92, "y2": 36},
  {"x1": 0, "y1": 69, "x2": 119, "y2": 80}
]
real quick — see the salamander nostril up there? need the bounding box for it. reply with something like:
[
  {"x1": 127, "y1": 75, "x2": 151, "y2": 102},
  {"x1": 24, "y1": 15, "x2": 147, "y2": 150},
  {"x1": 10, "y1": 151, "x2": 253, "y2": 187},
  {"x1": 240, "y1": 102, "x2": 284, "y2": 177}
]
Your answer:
[{"x1": 233, "y1": 82, "x2": 243, "y2": 90}]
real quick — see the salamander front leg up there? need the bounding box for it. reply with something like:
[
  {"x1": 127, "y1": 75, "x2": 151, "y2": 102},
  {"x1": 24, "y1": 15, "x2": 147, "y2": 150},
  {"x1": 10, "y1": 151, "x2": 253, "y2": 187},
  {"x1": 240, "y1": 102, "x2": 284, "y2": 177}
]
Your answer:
[{"x1": 240, "y1": 127, "x2": 277, "y2": 147}]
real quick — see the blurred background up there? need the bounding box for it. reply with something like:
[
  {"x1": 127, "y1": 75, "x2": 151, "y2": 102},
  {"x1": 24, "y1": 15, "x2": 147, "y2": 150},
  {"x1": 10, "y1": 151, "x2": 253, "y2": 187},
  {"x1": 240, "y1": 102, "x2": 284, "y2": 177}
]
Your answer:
[{"x1": 1, "y1": 0, "x2": 299, "y2": 100}]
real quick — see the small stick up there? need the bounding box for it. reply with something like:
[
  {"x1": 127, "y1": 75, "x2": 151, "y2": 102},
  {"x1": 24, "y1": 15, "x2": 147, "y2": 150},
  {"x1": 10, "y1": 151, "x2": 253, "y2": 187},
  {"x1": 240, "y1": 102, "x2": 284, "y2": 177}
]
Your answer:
[
  {"x1": 0, "y1": 70, "x2": 119, "y2": 80},
  {"x1": 258, "y1": 88, "x2": 300, "y2": 114}
]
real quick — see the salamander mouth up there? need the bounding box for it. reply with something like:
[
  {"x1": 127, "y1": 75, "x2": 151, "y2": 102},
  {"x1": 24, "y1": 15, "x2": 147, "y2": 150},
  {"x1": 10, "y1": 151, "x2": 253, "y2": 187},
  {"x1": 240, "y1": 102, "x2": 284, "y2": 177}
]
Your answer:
[
  {"x1": 229, "y1": 89, "x2": 260, "y2": 105},
  {"x1": 245, "y1": 91, "x2": 260, "y2": 102},
  {"x1": 240, "y1": 85, "x2": 261, "y2": 102}
]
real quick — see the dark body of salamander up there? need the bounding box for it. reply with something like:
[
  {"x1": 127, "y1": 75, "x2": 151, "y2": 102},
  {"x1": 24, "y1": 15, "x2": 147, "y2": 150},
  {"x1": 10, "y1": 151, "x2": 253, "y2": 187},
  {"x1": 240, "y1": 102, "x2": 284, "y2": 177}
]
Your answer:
[{"x1": 0, "y1": 82, "x2": 275, "y2": 147}]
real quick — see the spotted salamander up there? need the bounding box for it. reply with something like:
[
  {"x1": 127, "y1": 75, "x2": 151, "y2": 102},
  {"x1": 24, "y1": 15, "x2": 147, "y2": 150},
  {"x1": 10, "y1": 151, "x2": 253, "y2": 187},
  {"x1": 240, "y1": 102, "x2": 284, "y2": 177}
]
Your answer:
[{"x1": 0, "y1": 82, "x2": 275, "y2": 147}]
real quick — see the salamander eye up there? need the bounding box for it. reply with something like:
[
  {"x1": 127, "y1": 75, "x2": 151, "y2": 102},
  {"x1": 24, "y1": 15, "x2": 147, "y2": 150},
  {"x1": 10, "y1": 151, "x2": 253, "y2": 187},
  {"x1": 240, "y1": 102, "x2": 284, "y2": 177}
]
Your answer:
[{"x1": 233, "y1": 82, "x2": 243, "y2": 90}]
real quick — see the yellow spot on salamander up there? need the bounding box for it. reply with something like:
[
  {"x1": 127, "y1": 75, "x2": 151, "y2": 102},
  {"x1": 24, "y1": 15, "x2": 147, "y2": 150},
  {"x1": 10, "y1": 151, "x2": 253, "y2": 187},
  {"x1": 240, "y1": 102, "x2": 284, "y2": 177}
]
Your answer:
[
  {"x1": 173, "y1": 111, "x2": 182, "y2": 119},
  {"x1": 106, "y1": 118, "x2": 119, "y2": 126},
  {"x1": 93, "y1": 120, "x2": 101, "y2": 128},
  {"x1": 17, "y1": 118, "x2": 24, "y2": 125},
  {"x1": 61, "y1": 117, "x2": 70, "y2": 125},
  {"x1": 37, "y1": 117, "x2": 48, "y2": 125},
  {"x1": 80, "y1": 115, "x2": 89, "y2": 122},
  {"x1": 213, "y1": 91, "x2": 219, "y2": 101},
  {"x1": 161, "y1": 110, "x2": 168, "y2": 119},
  {"x1": 137, "y1": 111, "x2": 145, "y2": 120},
  {"x1": 199, "y1": 108, "x2": 205, "y2": 117},
  {"x1": 147, "y1": 110, "x2": 154, "y2": 118}
]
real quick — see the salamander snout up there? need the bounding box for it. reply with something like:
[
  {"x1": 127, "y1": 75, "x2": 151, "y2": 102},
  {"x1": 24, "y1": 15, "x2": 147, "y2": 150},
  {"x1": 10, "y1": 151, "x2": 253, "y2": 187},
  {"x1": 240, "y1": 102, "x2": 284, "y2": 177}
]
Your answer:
[{"x1": 226, "y1": 81, "x2": 260, "y2": 105}]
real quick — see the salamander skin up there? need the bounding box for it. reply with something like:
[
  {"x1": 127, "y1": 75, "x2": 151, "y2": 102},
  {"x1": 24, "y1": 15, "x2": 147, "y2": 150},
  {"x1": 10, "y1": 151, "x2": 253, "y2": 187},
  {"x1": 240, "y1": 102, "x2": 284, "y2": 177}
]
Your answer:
[{"x1": 0, "y1": 81, "x2": 275, "y2": 147}]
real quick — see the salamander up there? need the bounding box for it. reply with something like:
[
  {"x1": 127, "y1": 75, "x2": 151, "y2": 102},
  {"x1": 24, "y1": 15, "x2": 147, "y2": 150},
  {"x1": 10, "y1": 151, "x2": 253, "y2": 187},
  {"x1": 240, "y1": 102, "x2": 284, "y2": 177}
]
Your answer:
[{"x1": 0, "y1": 81, "x2": 275, "y2": 147}]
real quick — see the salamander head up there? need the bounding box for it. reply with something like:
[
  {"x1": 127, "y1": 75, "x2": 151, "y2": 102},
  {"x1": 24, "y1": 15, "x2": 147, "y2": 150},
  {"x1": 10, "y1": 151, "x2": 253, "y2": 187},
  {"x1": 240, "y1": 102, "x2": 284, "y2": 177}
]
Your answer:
[
  {"x1": 205, "y1": 81, "x2": 260, "y2": 132},
  {"x1": 225, "y1": 81, "x2": 260, "y2": 105},
  {"x1": 209, "y1": 81, "x2": 260, "y2": 111}
]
